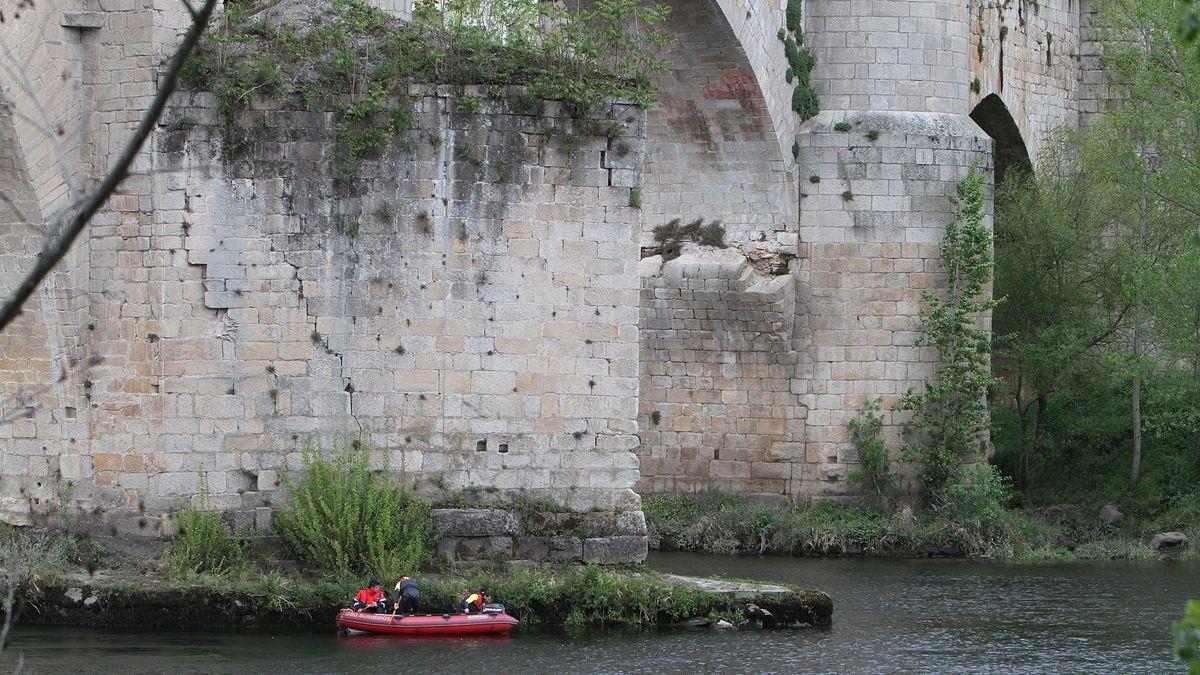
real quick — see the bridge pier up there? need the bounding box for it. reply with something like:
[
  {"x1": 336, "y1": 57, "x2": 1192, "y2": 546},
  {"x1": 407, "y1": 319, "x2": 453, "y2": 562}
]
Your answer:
[{"x1": 792, "y1": 0, "x2": 993, "y2": 497}]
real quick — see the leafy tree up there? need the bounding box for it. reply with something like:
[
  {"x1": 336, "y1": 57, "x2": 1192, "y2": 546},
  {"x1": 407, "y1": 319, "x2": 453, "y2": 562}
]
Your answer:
[
  {"x1": 900, "y1": 164, "x2": 999, "y2": 498},
  {"x1": 991, "y1": 0, "x2": 1200, "y2": 501},
  {"x1": 1092, "y1": 0, "x2": 1200, "y2": 487},
  {"x1": 992, "y1": 136, "x2": 1135, "y2": 495}
]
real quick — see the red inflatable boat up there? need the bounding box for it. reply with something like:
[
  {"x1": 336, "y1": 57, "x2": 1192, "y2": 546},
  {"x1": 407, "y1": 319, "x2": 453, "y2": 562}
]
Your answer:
[{"x1": 336, "y1": 609, "x2": 519, "y2": 637}]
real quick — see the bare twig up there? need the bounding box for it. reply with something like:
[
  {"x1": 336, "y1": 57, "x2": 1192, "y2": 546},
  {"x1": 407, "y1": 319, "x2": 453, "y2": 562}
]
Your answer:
[{"x1": 0, "y1": 0, "x2": 219, "y2": 333}]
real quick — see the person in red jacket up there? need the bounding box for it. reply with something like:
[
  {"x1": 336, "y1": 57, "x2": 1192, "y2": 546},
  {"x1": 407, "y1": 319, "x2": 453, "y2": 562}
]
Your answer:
[{"x1": 351, "y1": 580, "x2": 387, "y2": 613}]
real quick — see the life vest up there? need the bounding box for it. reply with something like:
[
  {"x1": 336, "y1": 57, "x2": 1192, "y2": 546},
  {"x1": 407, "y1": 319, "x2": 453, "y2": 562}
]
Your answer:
[
  {"x1": 464, "y1": 593, "x2": 483, "y2": 610},
  {"x1": 355, "y1": 587, "x2": 384, "y2": 605}
]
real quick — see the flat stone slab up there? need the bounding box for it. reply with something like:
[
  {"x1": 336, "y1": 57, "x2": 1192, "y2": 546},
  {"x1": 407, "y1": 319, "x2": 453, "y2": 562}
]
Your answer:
[
  {"x1": 658, "y1": 574, "x2": 792, "y2": 599},
  {"x1": 656, "y1": 573, "x2": 832, "y2": 627}
]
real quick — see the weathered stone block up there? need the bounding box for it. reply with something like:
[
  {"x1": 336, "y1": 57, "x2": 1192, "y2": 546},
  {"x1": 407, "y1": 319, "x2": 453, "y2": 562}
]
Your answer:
[
  {"x1": 431, "y1": 509, "x2": 523, "y2": 537},
  {"x1": 582, "y1": 536, "x2": 648, "y2": 564},
  {"x1": 436, "y1": 536, "x2": 514, "y2": 560},
  {"x1": 515, "y1": 536, "x2": 584, "y2": 562}
]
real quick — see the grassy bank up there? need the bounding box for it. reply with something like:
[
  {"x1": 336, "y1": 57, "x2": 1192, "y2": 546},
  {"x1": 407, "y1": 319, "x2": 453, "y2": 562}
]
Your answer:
[
  {"x1": 11, "y1": 562, "x2": 829, "y2": 632},
  {"x1": 644, "y1": 489, "x2": 1200, "y2": 562}
]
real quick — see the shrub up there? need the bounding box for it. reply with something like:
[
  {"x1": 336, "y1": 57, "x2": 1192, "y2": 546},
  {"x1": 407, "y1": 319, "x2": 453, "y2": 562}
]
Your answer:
[
  {"x1": 833, "y1": 121, "x2": 852, "y2": 132},
  {"x1": 780, "y1": 27, "x2": 818, "y2": 120},
  {"x1": 652, "y1": 218, "x2": 726, "y2": 260},
  {"x1": 935, "y1": 464, "x2": 1014, "y2": 555},
  {"x1": 786, "y1": 1, "x2": 803, "y2": 32},
  {"x1": 168, "y1": 502, "x2": 245, "y2": 577},
  {"x1": 1, "y1": 527, "x2": 76, "y2": 649},
  {"x1": 846, "y1": 398, "x2": 897, "y2": 503},
  {"x1": 188, "y1": 0, "x2": 673, "y2": 173},
  {"x1": 1176, "y1": 600, "x2": 1200, "y2": 674},
  {"x1": 273, "y1": 442, "x2": 433, "y2": 581}
]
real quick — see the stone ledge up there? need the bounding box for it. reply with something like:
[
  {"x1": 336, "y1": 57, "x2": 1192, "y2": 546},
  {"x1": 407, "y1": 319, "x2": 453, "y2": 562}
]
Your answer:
[
  {"x1": 514, "y1": 536, "x2": 584, "y2": 562},
  {"x1": 60, "y1": 11, "x2": 104, "y2": 29},
  {"x1": 525, "y1": 510, "x2": 647, "y2": 538}
]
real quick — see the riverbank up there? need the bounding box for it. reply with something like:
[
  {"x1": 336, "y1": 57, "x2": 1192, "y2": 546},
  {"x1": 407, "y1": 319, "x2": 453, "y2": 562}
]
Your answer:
[
  {"x1": 11, "y1": 563, "x2": 831, "y2": 632},
  {"x1": 6, "y1": 553, "x2": 1195, "y2": 673},
  {"x1": 644, "y1": 490, "x2": 1199, "y2": 562}
]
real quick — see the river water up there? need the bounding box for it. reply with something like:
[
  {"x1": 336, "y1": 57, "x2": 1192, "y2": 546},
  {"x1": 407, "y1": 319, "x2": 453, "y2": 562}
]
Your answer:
[{"x1": 4, "y1": 552, "x2": 1198, "y2": 673}]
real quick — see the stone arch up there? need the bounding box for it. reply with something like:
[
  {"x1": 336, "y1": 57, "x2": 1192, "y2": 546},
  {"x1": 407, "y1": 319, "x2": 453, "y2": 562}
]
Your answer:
[
  {"x1": 0, "y1": 95, "x2": 80, "y2": 526},
  {"x1": 970, "y1": 93, "x2": 1032, "y2": 183},
  {"x1": 640, "y1": 0, "x2": 797, "y2": 248}
]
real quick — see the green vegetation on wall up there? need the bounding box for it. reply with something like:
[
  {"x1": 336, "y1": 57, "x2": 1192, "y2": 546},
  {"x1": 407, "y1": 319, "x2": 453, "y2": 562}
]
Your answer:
[
  {"x1": 899, "y1": 164, "x2": 998, "y2": 497},
  {"x1": 651, "y1": 218, "x2": 726, "y2": 260},
  {"x1": 778, "y1": 2, "x2": 818, "y2": 120},
  {"x1": 182, "y1": 0, "x2": 671, "y2": 170}
]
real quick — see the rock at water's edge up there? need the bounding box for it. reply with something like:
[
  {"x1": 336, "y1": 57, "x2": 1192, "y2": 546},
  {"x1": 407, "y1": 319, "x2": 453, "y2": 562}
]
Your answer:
[
  {"x1": 1098, "y1": 504, "x2": 1124, "y2": 525},
  {"x1": 1150, "y1": 532, "x2": 1189, "y2": 550}
]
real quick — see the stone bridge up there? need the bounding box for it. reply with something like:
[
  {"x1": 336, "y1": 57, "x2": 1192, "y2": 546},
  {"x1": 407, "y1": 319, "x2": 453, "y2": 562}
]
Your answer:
[{"x1": 0, "y1": 0, "x2": 1111, "y2": 535}]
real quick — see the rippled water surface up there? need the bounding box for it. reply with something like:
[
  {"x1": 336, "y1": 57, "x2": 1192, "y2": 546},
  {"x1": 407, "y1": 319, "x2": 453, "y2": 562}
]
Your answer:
[{"x1": 4, "y1": 552, "x2": 1198, "y2": 673}]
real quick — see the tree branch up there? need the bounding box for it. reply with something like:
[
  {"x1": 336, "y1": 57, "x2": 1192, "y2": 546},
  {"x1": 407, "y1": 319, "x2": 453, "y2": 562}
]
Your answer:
[{"x1": 0, "y1": 0, "x2": 219, "y2": 333}]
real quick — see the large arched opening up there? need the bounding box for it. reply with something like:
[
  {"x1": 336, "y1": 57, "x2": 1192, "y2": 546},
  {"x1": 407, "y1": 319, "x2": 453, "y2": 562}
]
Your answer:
[
  {"x1": 639, "y1": 0, "x2": 795, "y2": 247},
  {"x1": 970, "y1": 93, "x2": 1033, "y2": 184}
]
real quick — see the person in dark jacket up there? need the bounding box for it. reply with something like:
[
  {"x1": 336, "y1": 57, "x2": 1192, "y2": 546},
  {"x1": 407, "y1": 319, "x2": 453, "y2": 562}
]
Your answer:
[
  {"x1": 351, "y1": 580, "x2": 387, "y2": 613},
  {"x1": 391, "y1": 576, "x2": 421, "y2": 615}
]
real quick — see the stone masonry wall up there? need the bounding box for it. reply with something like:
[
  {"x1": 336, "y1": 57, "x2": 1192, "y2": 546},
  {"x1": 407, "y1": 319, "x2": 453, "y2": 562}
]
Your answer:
[
  {"x1": 1, "y1": 0, "x2": 1104, "y2": 518},
  {"x1": 642, "y1": 0, "x2": 797, "y2": 251},
  {"x1": 636, "y1": 248, "x2": 804, "y2": 497},
  {"x1": 970, "y1": 0, "x2": 1084, "y2": 164},
  {"x1": 797, "y1": 0, "x2": 995, "y2": 499},
  {"x1": 0, "y1": 86, "x2": 648, "y2": 559},
  {"x1": 0, "y1": 101, "x2": 82, "y2": 525}
]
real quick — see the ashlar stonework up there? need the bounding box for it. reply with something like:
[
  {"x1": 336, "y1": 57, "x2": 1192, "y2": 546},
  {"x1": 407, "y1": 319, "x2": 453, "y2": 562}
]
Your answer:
[{"x1": 0, "y1": 0, "x2": 1106, "y2": 558}]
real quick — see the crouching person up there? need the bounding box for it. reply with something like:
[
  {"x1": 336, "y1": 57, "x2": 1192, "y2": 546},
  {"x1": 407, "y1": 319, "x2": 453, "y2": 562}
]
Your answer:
[
  {"x1": 392, "y1": 576, "x2": 421, "y2": 615},
  {"x1": 460, "y1": 589, "x2": 491, "y2": 614},
  {"x1": 351, "y1": 580, "x2": 387, "y2": 613}
]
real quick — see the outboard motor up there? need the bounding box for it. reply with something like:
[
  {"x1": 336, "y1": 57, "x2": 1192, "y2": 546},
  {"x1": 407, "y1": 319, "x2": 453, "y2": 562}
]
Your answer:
[{"x1": 482, "y1": 603, "x2": 506, "y2": 615}]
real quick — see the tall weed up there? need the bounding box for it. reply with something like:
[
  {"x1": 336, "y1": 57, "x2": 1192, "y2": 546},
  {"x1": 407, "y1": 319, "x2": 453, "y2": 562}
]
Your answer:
[
  {"x1": 168, "y1": 502, "x2": 245, "y2": 577},
  {"x1": 272, "y1": 442, "x2": 433, "y2": 581}
]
